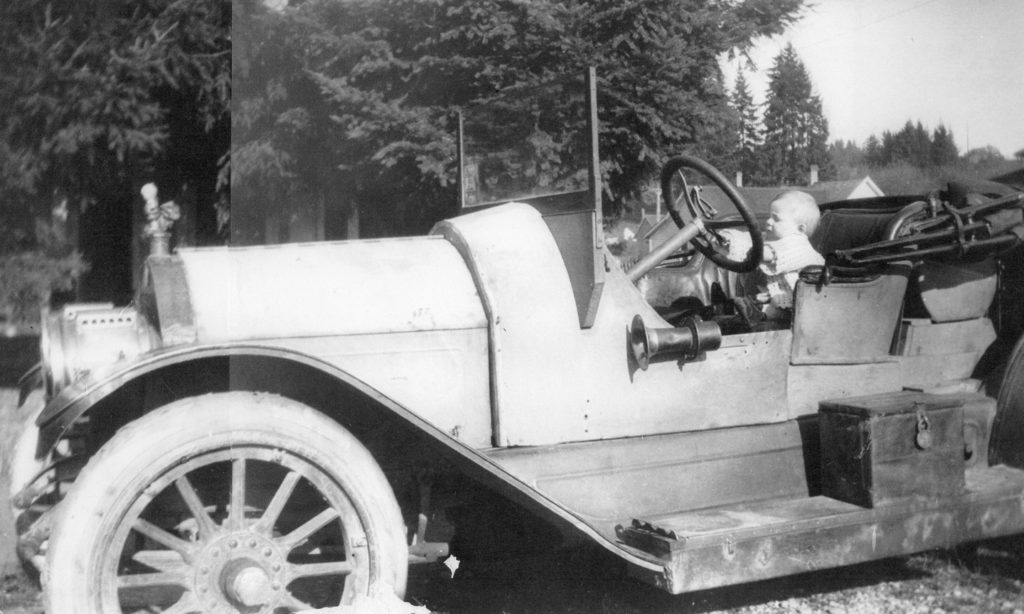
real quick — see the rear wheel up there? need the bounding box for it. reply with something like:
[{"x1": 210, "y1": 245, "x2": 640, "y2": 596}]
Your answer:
[
  {"x1": 991, "y1": 335, "x2": 1024, "y2": 467},
  {"x1": 45, "y1": 392, "x2": 408, "y2": 613}
]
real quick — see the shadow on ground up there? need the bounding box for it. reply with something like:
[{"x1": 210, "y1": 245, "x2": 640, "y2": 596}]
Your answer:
[
  {"x1": 0, "y1": 535, "x2": 1021, "y2": 613},
  {"x1": 408, "y1": 534, "x2": 1024, "y2": 614}
]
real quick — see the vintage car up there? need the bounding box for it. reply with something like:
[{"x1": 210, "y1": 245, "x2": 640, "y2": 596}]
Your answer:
[{"x1": 10, "y1": 72, "x2": 1024, "y2": 613}]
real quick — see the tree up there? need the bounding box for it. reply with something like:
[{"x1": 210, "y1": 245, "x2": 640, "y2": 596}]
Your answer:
[
  {"x1": 866, "y1": 120, "x2": 959, "y2": 169},
  {"x1": 930, "y1": 124, "x2": 958, "y2": 166},
  {"x1": 760, "y1": 44, "x2": 830, "y2": 185},
  {"x1": 864, "y1": 134, "x2": 884, "y2": 167},
  {"x1": 0, "y1": 0, "x2": 229, "y2": 227},
  {"x1": 232, "y1": 0, "x2": 806, "y2": 235},
  {"x1": 963, "y1": 145, "x2": 1005, "y2": 167},
  {"x1": 730, "y1": 70, "x2": 762, "y2": 183},
  {"x1": 0, "y1": 0, "x2": 229, "y2": 322},
  {"x1": 828, "y1": 139, "x2": 865, "y2": 179}
]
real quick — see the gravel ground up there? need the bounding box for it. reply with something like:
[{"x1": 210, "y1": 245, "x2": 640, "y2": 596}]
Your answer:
[
  {"x1": 2, "y1": 536, "x2": 1023, "y2": 612},
  {"x1": 405, "y1": 538, "x2": 1024, "y2": 614},
  {"x1": 3, "y1": 372, "x2": 1023, "y2": 613}
]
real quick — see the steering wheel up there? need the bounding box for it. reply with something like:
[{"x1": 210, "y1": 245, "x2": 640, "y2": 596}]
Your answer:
[{"x1": 660, "y1": 155, "x2": 763, "y2": 273}]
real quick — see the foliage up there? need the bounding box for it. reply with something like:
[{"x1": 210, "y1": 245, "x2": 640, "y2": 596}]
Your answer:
[
  {"x1": 831, "y1": 145, "x2": 1016, "y2": 197},
  {"x1": 828, "y1": 140, "x2": 865, "y2": 176},
  {"x1": 729, "y1": 70, "x2": 762, "y2": 182},
  {"x1": 963, "y1": 145, "x2": 1006, "y2": 168},
  {"x1": 0, "y1": 0, "x2": 229, "y2": 218},
  {"x1": 859, "y1": 120, "x2": 959, "y2": 168},
  {"x1": 232, "y1": 0, "x2": 806, "y2": 237},
  {"x1": 0, "y1": 219, "x2": 88, "y2": 329},
  {"x1": 759, "y1": 43, "x2": 830, "y2": 185},
  {"x1": 0, "y1": 0, "x2": 229, "y2": 325},
  {"x1": 930, "y1": 124, "x2": 958, "y2": 166}
]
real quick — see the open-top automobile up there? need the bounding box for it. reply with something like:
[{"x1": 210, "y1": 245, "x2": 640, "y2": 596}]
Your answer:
[{"x1": 10, "y1": 71, "x2": 1024, "y2": 613}]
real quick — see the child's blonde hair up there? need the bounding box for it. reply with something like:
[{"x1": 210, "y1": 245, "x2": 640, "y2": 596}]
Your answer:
[{"x1": 772, "y1": 190, "x2": 821, "y2": 236}]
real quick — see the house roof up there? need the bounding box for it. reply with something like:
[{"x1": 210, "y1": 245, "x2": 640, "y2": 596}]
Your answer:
[
  {"x1": 692, "y1": 177, "x2": 884, "y2": 219},
  {"x1": 991, "y1": 166, "x2": 1024, "y2": 189},
  {"x1": 812, "y1": 177, "x2": 884, "y2": 202},
  {"x1": 637, "y1": 176, "x2": 885, "y2": 244}
]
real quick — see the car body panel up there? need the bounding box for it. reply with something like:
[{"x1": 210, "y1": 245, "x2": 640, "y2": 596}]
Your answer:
[
  {"x1": 176, "y1": 236, "x2": 493, "y2": 445},
  {"x1": 271, "y1": 330, "x2": 491, "y2": 447},
  {"x1": 177, "y1": 236, "x2": 487, "y2": 339},
  {"x1": 436, "y1": 203, "x2": 792, "y2": 446}
]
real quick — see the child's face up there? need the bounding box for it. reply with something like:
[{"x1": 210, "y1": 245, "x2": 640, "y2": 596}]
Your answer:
[{"x1": 765, "y1": 200, "x2": 804, "y2": 240}]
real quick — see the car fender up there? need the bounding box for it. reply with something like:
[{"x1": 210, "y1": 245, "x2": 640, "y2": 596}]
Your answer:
[
  {"x1": 36, "y1": 342, "x2": 473, "y2": 454},
  {"x1": 31, "y1": 342, "x2": 661, "y2": 575}
]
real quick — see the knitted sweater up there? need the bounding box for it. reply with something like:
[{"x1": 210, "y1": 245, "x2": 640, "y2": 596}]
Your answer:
[{"x1": 759, "y1": 234, "x2": 824, "y2": 309}]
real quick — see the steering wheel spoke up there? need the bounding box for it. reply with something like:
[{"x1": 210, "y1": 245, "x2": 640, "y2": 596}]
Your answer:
[{"x1": 660, "y1": 155, "x2": 763, "y2": 273}]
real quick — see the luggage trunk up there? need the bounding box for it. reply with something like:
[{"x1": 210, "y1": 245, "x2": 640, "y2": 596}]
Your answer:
[{"x1": 819, "y1": 391, "x2": 966, "y2": 508}]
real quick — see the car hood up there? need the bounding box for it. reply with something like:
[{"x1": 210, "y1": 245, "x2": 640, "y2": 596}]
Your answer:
[{"x1": 154, "y1": 236, "x2": 486, "y2": 343}]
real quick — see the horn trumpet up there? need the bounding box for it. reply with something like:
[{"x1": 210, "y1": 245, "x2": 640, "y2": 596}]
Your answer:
[{"x1": 630, "y1": 314, "x2": 722, "y2": 371}]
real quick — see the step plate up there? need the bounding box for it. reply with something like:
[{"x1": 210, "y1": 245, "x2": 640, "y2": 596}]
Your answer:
[{"x1": 618, "y1": 465, "x2": 1024, "y2": 594}]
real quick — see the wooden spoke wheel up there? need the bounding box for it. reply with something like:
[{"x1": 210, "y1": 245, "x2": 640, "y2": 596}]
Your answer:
[{"x1": 45, "y1": 393, "x2": 407, "y2": 613}]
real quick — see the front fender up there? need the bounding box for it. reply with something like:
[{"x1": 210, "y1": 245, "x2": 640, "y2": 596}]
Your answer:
[
  {"x1": 39, "y1": 319, "x2": 495, "y2": 449},
  {"x1": 36, "y1": 343, "x2": 450, "y2": 455},
  {"x1": 32, "y1": 343, "x2": 662, "y2": 577}
]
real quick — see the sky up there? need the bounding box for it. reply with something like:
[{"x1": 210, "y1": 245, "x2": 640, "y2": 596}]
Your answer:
[{"x1": 721, "y1": 0, "x2": 1024, "y2": 158}]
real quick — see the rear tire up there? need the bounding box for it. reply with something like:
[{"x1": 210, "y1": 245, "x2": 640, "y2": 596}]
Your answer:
[
  {"x1": 992, "y1": 336, "x2": 1024, "y2": 466},
  {"x1": 45, "y1": 392, "x2": 407, "y2": 613}
]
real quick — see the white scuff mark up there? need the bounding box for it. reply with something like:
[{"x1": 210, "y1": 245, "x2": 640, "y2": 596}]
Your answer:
[{"x1": 443, "y1": 554, "x2": 461, "y2": 578}]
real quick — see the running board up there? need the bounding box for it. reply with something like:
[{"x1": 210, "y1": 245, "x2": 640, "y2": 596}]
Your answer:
[{"x1": 617, "y1": 464, "x2": 1024, "y2": 594}]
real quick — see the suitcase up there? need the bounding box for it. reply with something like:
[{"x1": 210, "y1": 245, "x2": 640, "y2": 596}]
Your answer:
[{"x1": 819, "y1": 391, "x2": 965, "y2": 508}]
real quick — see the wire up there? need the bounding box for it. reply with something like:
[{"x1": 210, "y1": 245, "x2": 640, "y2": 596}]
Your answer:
[{"x1": 802, "y1": 0, "x2": 946, "y2": 49}]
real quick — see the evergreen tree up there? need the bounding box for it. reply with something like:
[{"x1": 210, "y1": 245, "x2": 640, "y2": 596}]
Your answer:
[
  {"x1": 730, "y1": 70, "x2": 762, "y2": 184},
  {"x1": 0, "y1": 0, "x2": 229, "y2": 321},
  {"x1": 828, "y1": 139, "x2": 865, "y2": 177},
  {"x1": 0, "y1": 0, "x2": 229, "y2": 233},
  {"x1": 864, "y1": 134, "x2": 884, "y2": 167},
  {"x1": 760, "y1": 44, "x2": 830, "y2": 185},
  {"x1": 931, "y1": 124, "x2": 959, "y2": 166},
  {"x1": 232, "y1": 0, "x2": 806, "y2": 235},
  {"x1": 879, "y1": 130, "x2": 897, "y2": 166},
  {"x1": 911, "y1": 121, "x2": 931, "y2": 167}
]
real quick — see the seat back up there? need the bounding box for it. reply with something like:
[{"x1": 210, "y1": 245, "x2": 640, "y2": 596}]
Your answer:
[
  {"x1": 790, "y1": 262, "x2": 911, "y2": 364},
  {"x1": 811, "y1": 209, "x2": 896, "y2": 256}
]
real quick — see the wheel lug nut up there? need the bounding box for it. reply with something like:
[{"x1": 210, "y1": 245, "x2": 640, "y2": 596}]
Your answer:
[
  {"x1": 248, "y1": 539, "x2": 257, "y2": 548},
  {"x1": 272, "y1": 582, "x2": 281, "y2": 591},
  {"x1": 200, "y1": 566, "x2": 209, "y2": 574},
  {"x1": 229, "y1": 539, "x2": 238, "y2": 548},
  {"x1": 263, "y1": 547, "x2": 272, "y2": 557},
  {"x1": 272, "y1": 563, "x2": 281, "y2": 572}
]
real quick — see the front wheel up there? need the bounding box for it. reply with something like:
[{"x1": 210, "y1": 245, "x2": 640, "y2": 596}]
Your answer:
[{"x1": 45, "y1": 392, "x2": 408, "y2": 613}]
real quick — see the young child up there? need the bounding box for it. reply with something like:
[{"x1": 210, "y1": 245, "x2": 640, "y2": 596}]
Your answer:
[{"x1": 757, "y1": 190, "x2": 824, "y2": 319}]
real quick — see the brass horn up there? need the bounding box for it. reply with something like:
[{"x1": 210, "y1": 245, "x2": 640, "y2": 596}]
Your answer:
[{"x1": 630, "y1": 314, "x2": 722, "y2": 371}]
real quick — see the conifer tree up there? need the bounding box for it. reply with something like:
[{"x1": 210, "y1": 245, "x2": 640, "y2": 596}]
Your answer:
[
  {"x1": 863, "y1": 134, "x2": 884, "y2": 167},
  {"x1": 730, "y1": 70, "x2": 762, "y2": 183},
  {"x1": 760, "y1": 43, "x2": 830, "y2": 185},
  {"x1": 233, "y1": 0, "x2": 806, "y2": 233},
  {"x1": 931, "y1": 124, "x2": 959, "y2": 166}
]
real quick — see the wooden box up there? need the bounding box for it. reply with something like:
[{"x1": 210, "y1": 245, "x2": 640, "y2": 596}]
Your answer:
[{"x1": 819, "y1": 391, "x2": 965, "y2": 508}]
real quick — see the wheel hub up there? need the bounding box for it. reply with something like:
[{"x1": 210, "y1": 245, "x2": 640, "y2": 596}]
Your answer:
[
  {"x1": 225, "y1": 562, "x2": 273, "y2": 607},
  {"x1": 193, "y1": 531, "x2": 286, "y2": 611}
]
